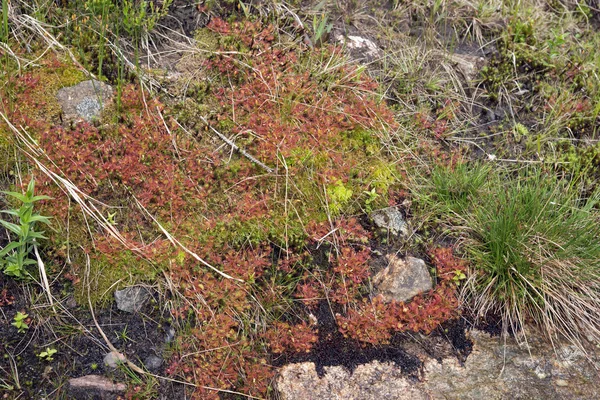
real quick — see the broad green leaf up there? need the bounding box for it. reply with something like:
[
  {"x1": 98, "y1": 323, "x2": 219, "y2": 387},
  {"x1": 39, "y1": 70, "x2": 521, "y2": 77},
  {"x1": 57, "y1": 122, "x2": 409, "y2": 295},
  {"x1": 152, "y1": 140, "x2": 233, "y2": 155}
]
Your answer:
[
  {"x1": 26, "y1": 179, "x2": 35, "y2": 197},
  {"x1": 0, "y1": 241, "x2": 22, "y2": 257},
  {"x1": 0, "y1": 209, "x2": 20, "y2": 217},
  {"x1": 0, "y1": 220, "x2": 22, "y2": 235},
  {"x1": 1, "y1": 191, "x2": 29, "y2": 204},
  {"x1": 28, "y1": 215, "x2": 51, "y2": 224},
  {"x1": 30, "y1": 195, "x2": 52, "y2": 202},
  {"x1": 27, "y1": 231, "x2": 48, "y2": 240}
]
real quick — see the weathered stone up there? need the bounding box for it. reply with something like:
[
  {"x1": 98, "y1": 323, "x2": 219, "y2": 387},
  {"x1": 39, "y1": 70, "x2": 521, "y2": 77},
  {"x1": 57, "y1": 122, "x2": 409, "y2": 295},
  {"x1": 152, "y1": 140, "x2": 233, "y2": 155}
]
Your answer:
[
  {"x1": 276, "y1": 329, "x2": 600, "y2": 400},
  {"x1": 165, "y1": 326, "x2": 176, "y2": 344},
  {"x1": 276, "y1": 361, "x2": 427, "y2": 400},
  {"x1": 114, "y1": 286, "x2": 151, "y2": 313},
  {"x1": 103, "y1": 351, "x2": 126, "y2": 368},
  {"x1": 56, "y1": 80, "x2": 113, "y2": 123},
  {"x1": 144, "y1": 354, "x2": 163, "y2": 371},
  {"x1": 373, "y1": 255, "x2": 432, "y2": 302},
  {"x1": 371, "y1": 206, "x2": 408, "y2": 237},
  {"x1": 68, "y1": 375, "x2": 126, "y2": 400},
  {"x1": 421, "y1": 329, "x2": 600, "y2": 399},
  {"x1": 444, "y1": 52, "x2": 486, "y2": 82},
  {"x1": 333, "y1": 32, "x2": 383, "y2": 62}
]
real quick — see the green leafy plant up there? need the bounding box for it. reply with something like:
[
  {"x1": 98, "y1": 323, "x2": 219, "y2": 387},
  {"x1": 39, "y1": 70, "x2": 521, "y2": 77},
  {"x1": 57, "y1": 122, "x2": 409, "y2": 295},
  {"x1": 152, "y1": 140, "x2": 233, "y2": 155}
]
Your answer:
[
  {"x1": 37, "y1": 347, "x2": 57, "y2": 362},
  {"x1": 115, "y1": 325, "x2": 133, "y2": 343},
  {"x1": 312, "y1": 13, "x2": 332, "y2": 46},
  {"x1": 122, "y1": 0, "x2": 172, "y2": 45},
  {"x1": 11, "y1": 311, "x2": 29, "y2": 333},
  {"x1": 363, "y1": 188, "x2": 379, "y2": 212},
  {"x1": 0, "y1": 178, "x2": 52, "y2": 279}
]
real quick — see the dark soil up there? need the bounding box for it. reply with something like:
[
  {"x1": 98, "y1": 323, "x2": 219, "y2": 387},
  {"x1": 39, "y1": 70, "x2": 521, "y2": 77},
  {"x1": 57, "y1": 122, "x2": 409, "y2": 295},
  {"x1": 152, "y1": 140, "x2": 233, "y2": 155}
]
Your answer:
[
  {"x1": 0, "y1": 272, "x2": 187, "y2": 399},
  {"x1": 271, "y1": 299, "x2": 476, "y2": 379}
]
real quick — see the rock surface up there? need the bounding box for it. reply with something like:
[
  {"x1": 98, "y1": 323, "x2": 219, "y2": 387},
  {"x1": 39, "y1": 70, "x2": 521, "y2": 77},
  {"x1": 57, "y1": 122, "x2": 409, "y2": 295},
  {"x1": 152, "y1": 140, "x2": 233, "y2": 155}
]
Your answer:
[
  {"x1": 333, "y1": 32, "x2": 383, "y2": 62},
  {"x1": 444, "y1": 52, "x2": 486, "y2": 83},
  {"x1": 103, "y1": 351, "x2": 126, "y2": 368},
  {"x1": 114, "y1": 286, "x2": 151, "y2": 313},
  {"x1": 371, "y1": 206, "x2": 408, "y2": 237},
  {"x1": 68, "y1": 375, "x2": 126, "y2": 400},
  {"x1": 56, "y1": 80, "x2": 113, "y2": 123},
  {"x1": 276, "y1": 361, "x2": 425, "y2": 400},
  {"x1": 144, "y1": 354, "x2": 163, "y2": 371},
  {"x1": 373, "y1": 255, "x2": 432, "y2": 302},
  {"x1": 276, "y1": 329, "x2": 600, "y2": 400}
]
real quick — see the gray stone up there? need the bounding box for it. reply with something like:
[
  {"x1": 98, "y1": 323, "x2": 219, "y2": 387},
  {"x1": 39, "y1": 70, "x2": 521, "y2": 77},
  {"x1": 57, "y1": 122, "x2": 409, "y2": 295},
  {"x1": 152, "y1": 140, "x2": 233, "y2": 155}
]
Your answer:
[
  {"x1": 165, "y1": 326, "x2": 176, "y2": 344},
  {"x1": 68, "y1": 374, "x2": 126, "y2": 400},
  {"x1": 276, "y1": 329, "x2": 600, "y2": 400},
  {"x1": 144, "y1": 354, "x2": 163, "y2": 371},
  {"x1": 114, "y1": 286, "x2": 151, "y2": 313},
  {"x1": 103, "y1": 351, "x2": 126, "y2": 368},
  {"x1": 276, "y1": 361, "x2": 427, "y2": 400},
  {"x1": 373, "y1": 255, "x2": 432, "y2": 302},
  {"x1": 371, "y1": 206, "x2": 408, "y2": 237},
  {"x1": 444, "y1": 52, "x2": 486, "y2": 82},
  {"x1": 333, "y1": 32, "x2": 383, "y2": 62},
  {"x1": 56, "y1": 80, "x2": 113, "y2": 123}
]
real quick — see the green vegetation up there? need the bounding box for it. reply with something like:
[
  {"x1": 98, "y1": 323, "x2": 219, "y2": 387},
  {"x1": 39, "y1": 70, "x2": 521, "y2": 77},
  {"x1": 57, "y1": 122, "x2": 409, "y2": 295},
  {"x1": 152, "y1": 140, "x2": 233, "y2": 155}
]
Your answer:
[
  {"x1": 36, "y1": 347, "x2": 57, "y2": 362},
  {"x1": 0, "y1": 178, "x2": 51, "y2": 279},
  {"x1": 2, "y1": 0, "x2": 600, "y2": 398},
  {"x1": 414, "y1": 163, "x2": 600, "y2": 343},
  {"x1": 11, "y1": 312, "x2": 29, "y2": 333}
]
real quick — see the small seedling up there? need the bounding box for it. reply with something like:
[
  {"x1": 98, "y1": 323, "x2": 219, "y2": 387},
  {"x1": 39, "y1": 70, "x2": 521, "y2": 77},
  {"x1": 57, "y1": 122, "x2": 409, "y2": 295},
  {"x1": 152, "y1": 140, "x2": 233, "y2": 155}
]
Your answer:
[
  {"x1": 115, "y1": 325, "x2": 133, "y2": 343},
  {"x1": 91, "y1": 362, "x2": 98, "y2": 371},
  {"x1": 312, "y1": 13, "x2": 332, "y2": 46},
  {"x1": 106, "y1": 211, "x2": 117, "y2": 225},
  {"x1": 37, "y1": 348, "x2": 57, "y2": 362},
  {"x1": 12, "y1": 312, "x2": 29, "y2": 333},
  {"x1": 452, "y1": 270, "x2": 467, "y2": 283},
  {"x1": 363, "y1": 188, "x2": 379, "y2": 212}
]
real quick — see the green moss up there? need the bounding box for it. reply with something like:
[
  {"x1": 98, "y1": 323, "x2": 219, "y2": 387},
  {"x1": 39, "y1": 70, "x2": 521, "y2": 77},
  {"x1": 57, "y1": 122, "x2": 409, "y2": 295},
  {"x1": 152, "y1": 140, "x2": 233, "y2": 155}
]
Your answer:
[
  {"x1": 193, "y1": 27, "x2": 222, "y2": 52},
  {"x1": 14, "y1": 57, "x2": 86, "y2": 124},
  {"x1": 327, "y1": 180, "x2": 353, "y2": 216},
  {"x1": 370, "y1": 162, "x2": 397, "y2": 191},
  {"x1": 82, "y1": 250, "x2": 159, "y2": 306}
]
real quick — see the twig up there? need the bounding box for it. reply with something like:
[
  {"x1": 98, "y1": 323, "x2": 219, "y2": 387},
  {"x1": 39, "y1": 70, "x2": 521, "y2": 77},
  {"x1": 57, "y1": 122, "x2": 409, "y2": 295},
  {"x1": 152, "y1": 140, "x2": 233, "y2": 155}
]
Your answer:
[
  {"x1": 199, "y1": 116, "x2": 274, "y2": 174},
  {"x1": 132, "y1": 196, "x2": 243, "y2": 282},
  {"x1": 33, "y1": 244, "x2": 55, "y2": 311}
]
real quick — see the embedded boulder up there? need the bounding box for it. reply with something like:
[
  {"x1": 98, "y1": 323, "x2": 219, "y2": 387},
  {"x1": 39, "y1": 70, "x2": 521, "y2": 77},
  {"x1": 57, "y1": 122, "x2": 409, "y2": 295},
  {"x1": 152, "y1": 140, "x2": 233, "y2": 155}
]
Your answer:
[
  {"x1": 114, "y1": 286, "x2": 151, "y2": 313},
  {"x1": 56, "y1": 80, "x2": 113, "y2": 123},
  {"x1": 371, "y1": 206, "x2": 408, "y2": 237},
  {"x1": 333, "y1": 32, "x2": 384, "y2": 62},
  {"x1": 276, "y1": 361, "x2": 427, "y2": 400},
  {"x1": 276, "y1": 329, "x2": 600, "y2": 400},
  {"x1": 373, "y1": 255, "x2": 432, "y2": 302}
]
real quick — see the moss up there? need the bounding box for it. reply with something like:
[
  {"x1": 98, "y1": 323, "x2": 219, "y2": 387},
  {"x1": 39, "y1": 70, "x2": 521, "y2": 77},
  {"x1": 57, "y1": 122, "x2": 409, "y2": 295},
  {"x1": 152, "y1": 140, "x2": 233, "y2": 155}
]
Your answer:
[
  {"x1": 327, "y1": 180, "x2": 353, "y2": 216},
  {"x1": 193, "y1": 27, "x2": 222, "y2": 51},
  {"x1": 82, "y1": 250, "x2": 159, "y2": 306},
  {"x1": 13, "y1": 56, "x2": 86, "y2": 124}
]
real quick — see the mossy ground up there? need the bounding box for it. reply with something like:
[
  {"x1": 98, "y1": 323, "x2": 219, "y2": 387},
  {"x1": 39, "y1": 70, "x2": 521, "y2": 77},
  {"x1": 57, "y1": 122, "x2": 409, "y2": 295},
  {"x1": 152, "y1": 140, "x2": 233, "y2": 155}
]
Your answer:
[{"x1": 1, "y1": 0, "x2": 600, "y2": 399}]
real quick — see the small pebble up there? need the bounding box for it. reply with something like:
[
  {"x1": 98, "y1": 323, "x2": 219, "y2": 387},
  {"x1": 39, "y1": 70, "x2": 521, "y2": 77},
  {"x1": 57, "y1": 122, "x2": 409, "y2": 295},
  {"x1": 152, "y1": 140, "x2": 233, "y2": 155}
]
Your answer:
[
  {"x1": 165, "y1": 326, "x2": 176, "y2": 344},
  {"x1": 555, "y1": 379, "x2": 569, "y2": 387},
  {"x1": 144, "y1": 355, "x2": 163, "y2": 371},
  {"x1": 103, "y1": 351, "x2": 126, "y2": 368}
]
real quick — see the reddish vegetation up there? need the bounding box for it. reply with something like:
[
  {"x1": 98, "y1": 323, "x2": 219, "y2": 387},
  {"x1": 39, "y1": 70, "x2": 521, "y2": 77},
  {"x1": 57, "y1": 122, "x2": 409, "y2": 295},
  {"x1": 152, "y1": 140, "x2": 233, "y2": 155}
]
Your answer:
[{"x1": 2, "y1": 19, "x2": 467, "y2": 399}]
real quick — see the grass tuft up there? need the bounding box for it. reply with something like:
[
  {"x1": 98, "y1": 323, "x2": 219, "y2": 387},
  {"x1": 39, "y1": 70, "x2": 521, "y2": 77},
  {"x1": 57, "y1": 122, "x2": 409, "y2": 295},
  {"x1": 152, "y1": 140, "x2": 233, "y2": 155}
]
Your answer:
[{"x1": 417, "y1": 163, "x2": 600, "y2": 347}]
